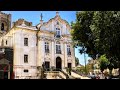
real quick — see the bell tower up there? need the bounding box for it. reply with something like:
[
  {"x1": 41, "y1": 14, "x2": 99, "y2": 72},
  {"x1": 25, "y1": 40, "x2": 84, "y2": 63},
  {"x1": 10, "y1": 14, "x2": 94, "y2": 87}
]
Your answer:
[{"x1": 0, "y1": 11, "x2": 11, "y2": 35}]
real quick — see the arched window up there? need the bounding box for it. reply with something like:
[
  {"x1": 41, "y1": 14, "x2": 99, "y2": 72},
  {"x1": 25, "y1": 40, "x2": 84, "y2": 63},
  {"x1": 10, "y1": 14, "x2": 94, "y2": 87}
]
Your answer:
[
  {"x1": 56, "y1": 42, "x2": 61, "y2": 54},
  {"x1": 1, "y1": 23, "x2": 4, "y2": 31}
]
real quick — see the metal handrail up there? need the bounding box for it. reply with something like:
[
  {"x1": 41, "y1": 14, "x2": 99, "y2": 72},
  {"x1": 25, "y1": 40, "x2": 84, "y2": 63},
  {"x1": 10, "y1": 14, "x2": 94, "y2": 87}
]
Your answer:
[
  {"x1": 60, "y1": 70, "x2": 69, "y2": 79},
  {"x1": 44, "y1": 68, "x2": 70, "y2": 79}
]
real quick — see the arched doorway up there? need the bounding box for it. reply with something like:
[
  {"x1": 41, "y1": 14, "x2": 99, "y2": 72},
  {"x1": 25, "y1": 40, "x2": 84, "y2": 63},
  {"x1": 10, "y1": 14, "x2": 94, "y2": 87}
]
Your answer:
[{"x1": 56, "y1": 57, "x2": 62, "y2": 71}]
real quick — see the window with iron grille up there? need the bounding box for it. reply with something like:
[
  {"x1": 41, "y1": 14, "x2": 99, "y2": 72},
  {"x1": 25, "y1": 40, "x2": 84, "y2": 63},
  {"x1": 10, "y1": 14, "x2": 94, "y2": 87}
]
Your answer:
[
  {"x1": 24, "y1": 54, "x2": 28, "y2": 63},
  {"x1": 45, "y1": 42, "x2": 49, "y2": 53}
]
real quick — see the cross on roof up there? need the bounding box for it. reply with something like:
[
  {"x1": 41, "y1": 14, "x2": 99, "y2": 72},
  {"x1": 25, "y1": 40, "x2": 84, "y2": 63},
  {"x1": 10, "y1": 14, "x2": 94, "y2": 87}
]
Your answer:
[
  {"x1": 56, "y1": 11, "x2": 59, "y2": 16},
  {"x1": 40, "y1": 13, "x2": 43, "y2": 20}
]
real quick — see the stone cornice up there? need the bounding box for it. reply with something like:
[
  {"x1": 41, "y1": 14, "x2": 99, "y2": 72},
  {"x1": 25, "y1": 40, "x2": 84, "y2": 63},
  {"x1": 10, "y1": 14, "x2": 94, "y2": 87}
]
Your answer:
[
  {"x1": 39, "y1": 30, "x2": 55, "y2": 34},
  {"x1": 38, "y1": 35, "x2": 73, "y2": 44},
  {"x1": 13, "y1": 65, "x2": 37, "y2": 69},
  {"x1": 38, "y1": 36, "x2": 54, "y2": 41},
  {"x1": 15, "y1": 26, "x2": 38, "y2": 31}
]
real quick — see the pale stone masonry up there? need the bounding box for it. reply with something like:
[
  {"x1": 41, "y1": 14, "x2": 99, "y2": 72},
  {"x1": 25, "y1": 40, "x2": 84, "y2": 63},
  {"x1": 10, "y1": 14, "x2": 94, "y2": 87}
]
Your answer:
[{"x1": 0, "y1": 11, "x2": 75, "y2": 79}]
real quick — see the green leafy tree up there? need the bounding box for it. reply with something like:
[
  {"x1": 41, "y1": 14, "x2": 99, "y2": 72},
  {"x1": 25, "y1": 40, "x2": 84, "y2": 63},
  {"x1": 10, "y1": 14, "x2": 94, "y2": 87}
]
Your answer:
[
  {"x1": 71, "y1": 11, "x2": 120, "y2": 76},
  {"x1": 107, "y1": 57, "x2": 119, "y2": 76},
  {"x1": 99, "y1": 55, "x2": 109, "y2": 73},
  {"x1": 86, "y1": 63, "x2": 94, "y2": 73},
  {"x1": 71, "y1": 11, "x2": 98, "y2": 59},
  {"x1": 79, "y1": 66, "x2": 85, "y2": 74}
]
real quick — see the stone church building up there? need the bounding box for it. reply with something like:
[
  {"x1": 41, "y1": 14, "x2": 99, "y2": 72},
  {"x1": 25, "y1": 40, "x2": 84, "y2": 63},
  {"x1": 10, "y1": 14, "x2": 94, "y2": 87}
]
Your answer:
[{"x1": 0, "y1": 11, "x2": 75, "y2": 79}]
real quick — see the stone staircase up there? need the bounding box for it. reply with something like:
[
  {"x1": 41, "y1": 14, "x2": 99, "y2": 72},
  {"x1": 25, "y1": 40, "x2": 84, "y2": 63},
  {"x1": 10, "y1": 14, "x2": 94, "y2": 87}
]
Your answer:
[
  {"x1": 45, "y1": 71, "x2": 66, "y2": 79},
  {"x1": 45, "y1": 69, "x2": 72, "y2": 79},
  {"x1": 62, "y1": 69, "x2": 90, "y2": 79},
  {"x1": 71, "y1": 70, "x2": 90, "y2": 79},
  {"x1": 44, "y1": 69, "x2": 90, "y2": 79}
]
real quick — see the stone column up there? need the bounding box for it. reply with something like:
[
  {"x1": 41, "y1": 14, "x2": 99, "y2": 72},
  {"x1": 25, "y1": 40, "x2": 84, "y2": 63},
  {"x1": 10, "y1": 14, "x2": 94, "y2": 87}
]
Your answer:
[
  {"x1": 61, "y1": 43, "x2": 64, "y2": 69},
  {"x1": 37, "y1": 38, "x2": 40, "y2": 66},
  {"x1": 41, "y1": 39, "x2": 45, "y2": 65},
  {"x1": 37, "y1": 36, "x2": 45, "y2": 67},
  {"x1": 71, "y1": 46, "x2": 75, "y2": 68},
  {"x1": 64, "y1": 42, "x2": 67, "y2": 68},
  {"x1": 51, "y1": 40, "x2": 55, "y2": 67}
]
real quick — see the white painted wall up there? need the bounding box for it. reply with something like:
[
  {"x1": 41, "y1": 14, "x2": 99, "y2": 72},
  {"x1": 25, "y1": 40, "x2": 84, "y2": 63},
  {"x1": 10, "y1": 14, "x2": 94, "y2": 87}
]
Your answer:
[{"x1": 0, "y1": 14, "x2": 75, "y2": 79}]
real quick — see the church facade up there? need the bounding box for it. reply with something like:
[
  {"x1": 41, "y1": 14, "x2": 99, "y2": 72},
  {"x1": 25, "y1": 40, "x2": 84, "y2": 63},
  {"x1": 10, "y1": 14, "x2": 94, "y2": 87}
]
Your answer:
[{"x1": 0, "y1": 11, "x2": 75, "y2": 79}]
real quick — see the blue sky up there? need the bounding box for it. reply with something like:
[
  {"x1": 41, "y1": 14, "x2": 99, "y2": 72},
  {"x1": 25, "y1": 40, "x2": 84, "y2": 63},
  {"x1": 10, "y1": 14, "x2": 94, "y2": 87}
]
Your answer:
[{"x1": 2, "y1": 11, "x2": 91, "y2": 65}]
